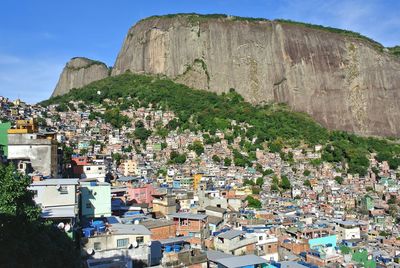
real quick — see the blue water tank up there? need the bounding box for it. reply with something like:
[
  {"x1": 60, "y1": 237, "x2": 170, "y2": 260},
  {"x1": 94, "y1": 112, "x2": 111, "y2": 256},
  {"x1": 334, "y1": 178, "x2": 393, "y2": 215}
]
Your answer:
[
  {"x1": 82, "y1": 227, "x2": 95, "y2": 237},
  {"x1": 165, "y1": 245, "x2": 172, "y2": 252},
  {"x1": 173, "y1": 245, "x2": 181, "y2": 252},
  {"x1": 92, "y1": 220, "x2": 103, "y2": 226},
  {"x1": 96, "y1": 225, "x2": 106, "y2": 233}
]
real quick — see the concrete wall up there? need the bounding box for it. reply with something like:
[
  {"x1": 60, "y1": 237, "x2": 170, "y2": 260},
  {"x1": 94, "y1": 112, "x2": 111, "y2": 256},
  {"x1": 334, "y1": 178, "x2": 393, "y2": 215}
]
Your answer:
[
  {"x1": 8, "y1": 133, "x2": 58, "y2": 176},
  {"x1": 82, "y1": 165, "x2": 106, "y2": 182},
  {"x1": 31, "y1": 184, "x2": 77, "y2": 207},
  {"x1": 84, "y1": 234, "x2": 150, "y2": 262},
  {"x1": 81, "y1": 182, "x2": 111, "y2": 218},
  {"x1": 337, "y1": 226, "x2": 360, "y2": 241}
]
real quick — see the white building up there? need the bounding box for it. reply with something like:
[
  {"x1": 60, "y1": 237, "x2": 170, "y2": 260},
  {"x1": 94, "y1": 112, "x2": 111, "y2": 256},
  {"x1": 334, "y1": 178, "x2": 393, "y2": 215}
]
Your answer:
[
  {"x1": 82, "y1": 164, "x2": 106, "y2": 182},
  {"x1": 335, "y1": 220, "x2": 361, "y2": 241},
  {"x1": 29, "y1": 178, "x2": 79, "y2": 231}
]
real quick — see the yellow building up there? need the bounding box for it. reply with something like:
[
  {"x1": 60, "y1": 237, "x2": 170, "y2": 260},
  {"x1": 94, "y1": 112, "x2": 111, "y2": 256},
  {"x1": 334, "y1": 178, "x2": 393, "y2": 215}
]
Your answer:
[
  {"x1": 122, "y1": 159, "x2": 138, "y2": 176},
  {"x1": 193, "y1": 174, "x2": 202, "y2": 190},
  {"x1": 8, "y1": 119, "x2": 38, "y2": 134}
]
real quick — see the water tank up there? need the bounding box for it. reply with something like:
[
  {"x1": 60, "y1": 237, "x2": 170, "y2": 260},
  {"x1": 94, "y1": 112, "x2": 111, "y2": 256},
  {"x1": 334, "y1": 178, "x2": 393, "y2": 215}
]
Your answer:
[
  {"x1": 96, "y1": 225, "x2": 106, "y2": 233},
  {"x1": 165, "y1": 245, "x2": 172, "y2": 252},
  {"x1": 173, "y1": 245, "x2": 181, "y2": 252},
  {"x1": 82, "y1": 227, "x2": 95, "y2": 237}
]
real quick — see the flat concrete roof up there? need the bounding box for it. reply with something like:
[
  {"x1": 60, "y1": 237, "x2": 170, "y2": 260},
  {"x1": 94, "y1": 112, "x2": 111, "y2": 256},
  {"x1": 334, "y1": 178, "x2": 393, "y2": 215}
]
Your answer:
[
  {"x1": 31, "y1": 178, "x2": 79, "y2": 186},
  {"x1": 216, "y1": 255, "x2": 266, "y2": 268},
  {"x1": 170, "y1": 213, "x2": 208, "y2": 220},
  {"x1": 41, "y1": 205, "x2": 77, "y2": 218}
]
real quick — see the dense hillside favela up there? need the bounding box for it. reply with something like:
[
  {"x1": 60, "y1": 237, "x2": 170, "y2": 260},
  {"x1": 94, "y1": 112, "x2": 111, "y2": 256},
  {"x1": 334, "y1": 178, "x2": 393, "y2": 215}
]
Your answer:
[{"x1": 2, "y1": 14, "x2": 400, "y2": 268}]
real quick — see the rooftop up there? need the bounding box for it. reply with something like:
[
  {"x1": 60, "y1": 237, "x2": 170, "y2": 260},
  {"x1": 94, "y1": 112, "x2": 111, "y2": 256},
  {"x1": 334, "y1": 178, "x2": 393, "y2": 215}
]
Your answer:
[
  {"x1": 217, "y1": 230, "x2": 245, "y2": 240},
  {"x1": 215, "y1": 254, "x2": 266, "y2": 268},
  {"x1": 205, "y1": 205, "x2": 227, "y2": 213},
  {"x1": 110, "y1": 223, "x2": 151, "y2": 236},
  {"x1": 31, "y1": 178, "x2": 79, "y2": 186},
  {"x1": 141, "y1": 219, "x2": 174, "y2": 229},
  {"x1": 170, "y1": 213, "x2": 208, "y2": 220}
]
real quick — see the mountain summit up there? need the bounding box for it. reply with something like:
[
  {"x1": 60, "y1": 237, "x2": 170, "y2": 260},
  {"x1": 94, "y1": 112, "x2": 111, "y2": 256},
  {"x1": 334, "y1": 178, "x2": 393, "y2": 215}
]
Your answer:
[{"x1": 51, "y1": 14, "x2": 400, "y2": 137}]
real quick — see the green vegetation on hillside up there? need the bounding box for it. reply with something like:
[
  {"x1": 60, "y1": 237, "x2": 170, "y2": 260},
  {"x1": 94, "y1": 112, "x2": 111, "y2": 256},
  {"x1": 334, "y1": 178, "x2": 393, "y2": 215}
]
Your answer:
[
  {"x1": 41, "y1": 73, "x2": 400, "y2": 175},
  {"x1": 275, "y1": 19, "x2": 382, "y2": 48},
  {"x1": 388, "y1": 46, "x2": 400, "y2": 56},
  {"x1": 67, "y1": 57, "x2": 108, "y2": 70}
]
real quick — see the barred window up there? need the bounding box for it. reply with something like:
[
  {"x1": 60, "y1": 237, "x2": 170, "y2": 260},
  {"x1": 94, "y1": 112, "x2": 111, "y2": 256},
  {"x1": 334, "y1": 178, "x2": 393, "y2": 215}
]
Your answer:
[{"x1": 117, "y1": 238, "x2": 129, "y2": 248}]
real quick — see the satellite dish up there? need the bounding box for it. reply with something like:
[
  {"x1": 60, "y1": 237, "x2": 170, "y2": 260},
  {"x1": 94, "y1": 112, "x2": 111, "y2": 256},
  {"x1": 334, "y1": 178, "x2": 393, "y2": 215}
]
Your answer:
[
  {"x1": 147, "y1": 241, "x2": 152, "y2": 247},
  {"x1": 64, "y1": 223, "x2": 71, "y2": 232},
  {"x1": 134, "y1": 220, "x2": 140, "y2": 225},
  {"x1": 87, "y1": 248, "x2": 95, "y2": 255},
  {"x1": 56, "y1": 184, "x2": 61, "y2": 190},
  {"x1": 57, "y1": 222, "x2": 65, "y2": 229},
  {"x1": 130, "y1": 241, "x2": 138, "y2": 248},
  {"x1": 97, "y1": 91, "x2": 101, "y2": 95}
]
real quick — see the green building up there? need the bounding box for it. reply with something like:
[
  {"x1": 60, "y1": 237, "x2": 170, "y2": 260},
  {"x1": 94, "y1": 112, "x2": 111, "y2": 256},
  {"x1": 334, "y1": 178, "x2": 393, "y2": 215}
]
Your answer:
[
  {"x1": 352, "y1": 249, "x2": 376, "y2": 268},
  {"x1": 80, "y1": 181, "x2": 111, "y2": 218},
  {"x1": 0, "y1": 122, "x2": 11, "y2": 157},
  {"x1": 361, "y1": 195, "x2": 374, "y2": 211}
]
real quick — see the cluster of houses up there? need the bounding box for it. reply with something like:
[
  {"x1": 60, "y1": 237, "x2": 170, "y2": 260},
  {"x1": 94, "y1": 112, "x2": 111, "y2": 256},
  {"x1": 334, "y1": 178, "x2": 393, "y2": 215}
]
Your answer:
[{"x1": 1, "y1": 96, "x2": 400, "y2": 267}]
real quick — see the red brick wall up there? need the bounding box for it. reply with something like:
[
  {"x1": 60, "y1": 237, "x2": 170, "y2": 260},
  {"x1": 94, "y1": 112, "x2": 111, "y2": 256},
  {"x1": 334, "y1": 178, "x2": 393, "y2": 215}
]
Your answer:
[{"x1": 150, "y1": 224, "x2": 176, "y2": 240}]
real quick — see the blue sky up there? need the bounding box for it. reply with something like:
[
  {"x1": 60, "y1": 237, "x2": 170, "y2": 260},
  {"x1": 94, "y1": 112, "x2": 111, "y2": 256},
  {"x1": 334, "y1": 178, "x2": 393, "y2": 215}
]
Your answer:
[{"x1": 1, "y1": 0, "x2": 399, "y2": 103}]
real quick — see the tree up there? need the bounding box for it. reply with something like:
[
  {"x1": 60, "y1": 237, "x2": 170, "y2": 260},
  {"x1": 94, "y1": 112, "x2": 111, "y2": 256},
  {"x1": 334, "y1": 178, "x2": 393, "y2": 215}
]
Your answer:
[
  {"x1": 304, "y1": 179, "x2": 312, "y2": 188},
  {"x1": 188, "y1": 141, "x2": 204, "y2": 156},
  {"x1": 334, "y1": 176, "x2": 344, "y2": 185},
  {"x1": 245, "y1": 195, "x2": 262, "y2": 209},
  {"x1": 387, "y1": 195, "x2": 397, "y2": 205},
  {"x1": 80, "y1": 148, "x2": 88, "y2": 155},
  {"x1": 280, "y1": 175, "x2": 291, "y2": 190},
  {"x1": 224, "y1": 157, "x2": 232, "y2": 167},
  {"x1": 256, "y1": 177, "x2": 264, "y2": 187},
  {"x1": 212, "y1": 155, "x2": 221, "y2": 163},
  {"x1": 303, "y1": 170, "x2": 311, "y2": 176},
  {"x1": 170, "y1": 151, "x2": 186, "y2": 164},
  {"x1": 0, "y1": 164, "x2": 79, "y2": 267},
  {"x1": 262, "y1": 169, "x2": 274, "y2": 176},
  {"x1": 113, "y1": 152, "x2": 122, "y2": 166},
  {"x1": 243, "y1": 179, "x2": 255, "y2": 186},
  {"x1": 161, "y1": 142, "x2": 168, "y2": 150}
]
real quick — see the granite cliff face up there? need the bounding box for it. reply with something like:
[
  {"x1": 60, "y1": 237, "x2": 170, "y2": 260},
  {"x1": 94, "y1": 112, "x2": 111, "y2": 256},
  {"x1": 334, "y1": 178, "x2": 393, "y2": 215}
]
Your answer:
[
  {"x1": 111, "y1": 15, "x2": 400, "y2": 137},
  {"x1": 52, "y1": 57, "x2": 109, "y2": 97}
]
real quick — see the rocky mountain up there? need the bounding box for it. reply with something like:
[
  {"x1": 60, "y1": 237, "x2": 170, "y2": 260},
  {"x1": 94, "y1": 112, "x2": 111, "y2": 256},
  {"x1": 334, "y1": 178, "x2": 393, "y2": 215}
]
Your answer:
[
  {"x1": 52, "y1": 57, "x2": 109, "y2": 97},
  {"x1": 52, "y1": 14, "x2": 400, "y2": 137}
]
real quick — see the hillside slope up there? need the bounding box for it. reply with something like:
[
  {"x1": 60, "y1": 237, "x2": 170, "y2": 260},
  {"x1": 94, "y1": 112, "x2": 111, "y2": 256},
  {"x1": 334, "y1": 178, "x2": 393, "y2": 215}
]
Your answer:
[
  {"x1": 110, "y1": 14, "x2": 400, "y2": 137},
  {"x1": 42, "y1": 73, "x2": 400, "y2": 176}
]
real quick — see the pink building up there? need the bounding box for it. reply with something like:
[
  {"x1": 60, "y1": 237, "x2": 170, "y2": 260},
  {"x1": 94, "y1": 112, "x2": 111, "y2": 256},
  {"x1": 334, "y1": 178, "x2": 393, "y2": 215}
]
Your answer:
[
  {"x1": 116, "y1": 177, "x2": 155, "y2": 206},
  {"x1": 127, "y1": 184, "x2": 155, "y2": 206}
]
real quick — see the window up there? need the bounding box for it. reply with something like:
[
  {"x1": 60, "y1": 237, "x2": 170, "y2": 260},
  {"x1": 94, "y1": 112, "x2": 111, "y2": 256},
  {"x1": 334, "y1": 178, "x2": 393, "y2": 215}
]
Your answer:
[
  {"x1": 59, "y1": 186, "x2": 68, "y2": 194},
  {"x1": 180, "y1": 219, "x2": 189, "y2": 226},
  {"x1": 117, "y1": 238, "x2": 129, "y2": 248},
  {"x1": 94, "y1": 242, "x2": 101, "y2": 250},
  {"x1": 86, "y1": 203, "x2": 92, "y2": 209},
  {"x1": 136, "y1": 236, "x2": 144, "y2": 245},
  {"x1": 86, "y1": 167, "x2": 91, "y2": 171},
  {"x1": 98, "y1": 167, "x2": 103, "y2": 170}
]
